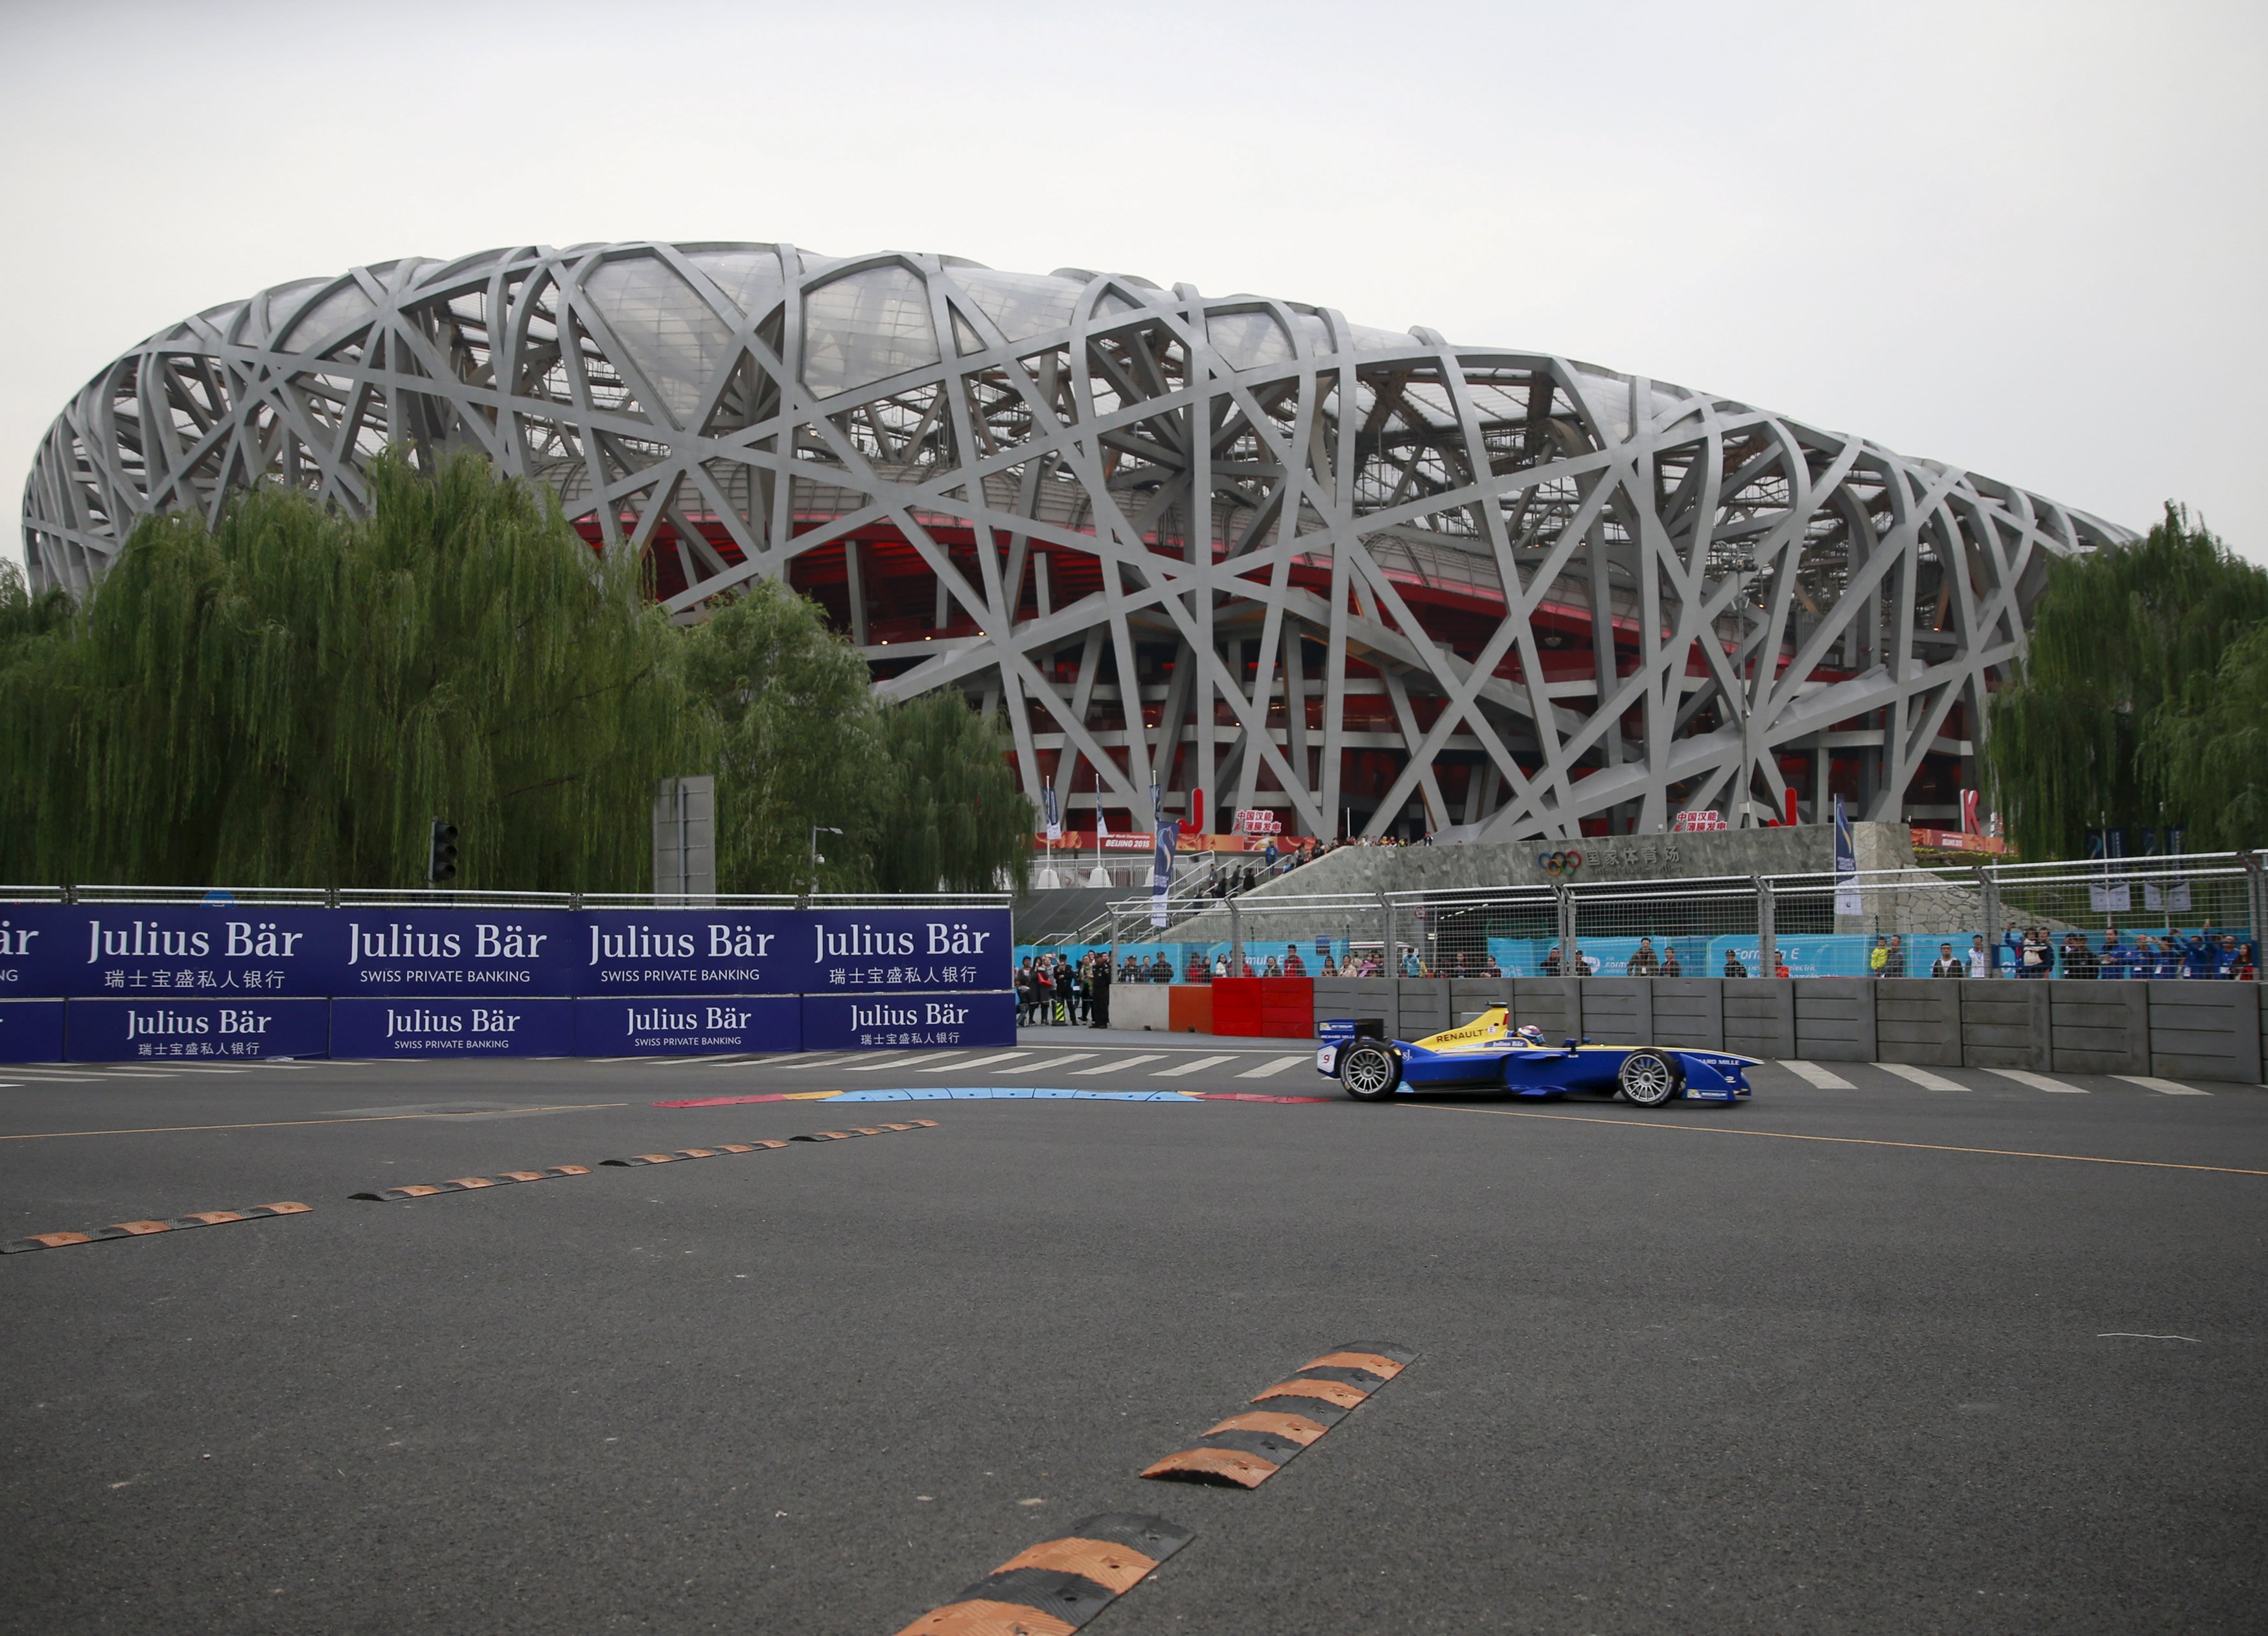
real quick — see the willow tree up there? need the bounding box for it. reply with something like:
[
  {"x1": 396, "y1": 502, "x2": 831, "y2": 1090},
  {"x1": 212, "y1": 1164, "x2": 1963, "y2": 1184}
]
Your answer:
[
  {"x1": 870, "y1": 690, "x2": 1032, "y2": 893},
  {"x1": 0, "y1": 563, "x2": 80, "y2": 884},
  {"x1": 686, "y1": 578, "x2": 886, "y2": 893},
  {"x1": 0, "y1": 453, "x2": 700, "y2": 889},
  {"x1": 2139, "y1": 620, "x2": 2268, "y2": 850},
  {"x1": 1985, "y1": 505, "x2": 2268, "y2": 858},
  {"x1": 685, "y1": 579, "x2": 1032, "y2": 893}
]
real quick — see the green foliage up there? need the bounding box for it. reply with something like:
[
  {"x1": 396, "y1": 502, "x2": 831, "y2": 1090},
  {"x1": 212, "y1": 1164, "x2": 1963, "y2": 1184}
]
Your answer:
[
  {"x1": 870, "y1": 690, "x2": 1032, "y2": 893},
  {"x1": 685, "y1": 580, "x2": 1031, "y2": 893},
  {"x1": 1985, "y1": 504, "x2": 2268, "y2": 857},
  {"x1": 2138, "y1": 620, "x2": 2268, "y2": 850},
  {"x1": 0, "y1": 454, "x2": 698, "y2": 889},
  {"x1": 1, "y1": 455, "x2": 1034, "y2": 892},
  {"x1": 686, "y1": 579, "x2": 885, "y2": 892}
]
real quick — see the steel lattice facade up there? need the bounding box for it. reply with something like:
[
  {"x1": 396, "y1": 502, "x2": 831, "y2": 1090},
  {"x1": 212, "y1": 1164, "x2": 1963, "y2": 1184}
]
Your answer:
[{"x1": 21, "y1": 242, "x2": 2131, "y2": 840}]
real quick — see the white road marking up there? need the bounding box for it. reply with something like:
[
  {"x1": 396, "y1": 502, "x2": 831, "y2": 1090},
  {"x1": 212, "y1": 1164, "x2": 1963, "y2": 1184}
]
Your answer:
[
  {"x1": 1779, "y1": 1059, "x2": 1853, "y2": 1089},
  {"x1": 1989, "y1": 1068, "x2": 2088, "y2": 1094},
  {"x1": 1151, "y1": 1055, "x2": 1238, "y2": 1077},
  {"x1": 1236, "y1": 1055, "x2": 1309, "y2": 1079},
  {"x1": 994, "y1": 1054, "x2": 1098, "y2": 1074},
  {"x1": 839, "y1": 1050, "x2": 969, "y2": 1073},
  {"x1": 2114, "y1": 1075, "x2": 2212, "y2": 1096},
  {"x1": 1877, "y1": 1063, "x2": 1971, "y2": 1092},
  {"x1": 1070, "y1": 1055, "x2": 1167, "y2": 1075},
  {"x1": 0, "y1": 1071, "x2": 108, "y2": 1081},
  {"x1": 2096, "y1": 1332, "x2": 2201, "y2": 1342},
  {"x1": 916, "y1": 1050, "x2": 1029, "y2": 1073}
]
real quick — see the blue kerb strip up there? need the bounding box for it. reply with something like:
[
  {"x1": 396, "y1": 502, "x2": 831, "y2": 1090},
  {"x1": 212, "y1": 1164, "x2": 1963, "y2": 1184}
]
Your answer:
[{"x1": 824, "y1": 1087, "x2": 1201, "y2": 1103}]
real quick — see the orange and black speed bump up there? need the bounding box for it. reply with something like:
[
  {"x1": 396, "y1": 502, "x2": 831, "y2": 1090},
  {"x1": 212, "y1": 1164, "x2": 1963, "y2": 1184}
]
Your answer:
[
  {"x1": 894, "y1": 1512, "x2": 1192, "y2": 1636},
  {"x1": 5, "y1": 1201, "x2": 312, "y2": 1254},
  {"x1": 602, "y1": 1143, "x2": 784, "y2": 1166},
  {"x1": 608, "y1": 1120, "x2": 934, "y2": 1163},
  {"x1": 1140, "y1": 1342, "x2": 1416, "y2": 1488},
  {"x1": 789, "y1": 1119, "x2": 935, "y2": 1142},
  {"x1": 352, "y1": 1166, "x2": 592, "y2": 1200}
]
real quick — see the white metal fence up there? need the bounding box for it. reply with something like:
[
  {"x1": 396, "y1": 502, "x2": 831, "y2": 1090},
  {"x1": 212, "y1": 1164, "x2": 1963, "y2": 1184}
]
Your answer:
[{"x1": 1032, "y1": 851, "x2": 2268, "y2": 982}]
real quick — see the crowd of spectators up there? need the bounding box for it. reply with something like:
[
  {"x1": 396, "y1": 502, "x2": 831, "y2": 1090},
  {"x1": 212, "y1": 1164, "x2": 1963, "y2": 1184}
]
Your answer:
[{"x1": 1017, "y1": 926, "x2": 2257, "y2": 1005}]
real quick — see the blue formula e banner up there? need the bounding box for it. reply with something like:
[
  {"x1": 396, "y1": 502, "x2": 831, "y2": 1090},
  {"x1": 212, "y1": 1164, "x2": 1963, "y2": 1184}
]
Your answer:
[
  {"x1": 0, "y1": 1000, "x2": 66, "y2": 1062},
  {"x1": 0, "y1": 905, "x2": 576, "y2": 998},
  {"x1": 572, "y1": 995, "x2": 801, "y2": 1056},
  {"x1": 0, "y1": 905, "x2": 1011, "y2": 999},
  {"x1": 577, "y1": 910, "x2": 799, "y2": 995},
  {"x1": 800, "y1": 991, "x2": 1016, "y2": 1052},
  {"x1": 67, "y1": 998, "x2": 332, "y2": 1062},
  {"x1": 0, "y1": 905, "x2": 332, "y2": 998},
  {"x1": 330, "y1": 998, "x2": 575, "y2": 1059},
  {"x1": 805, "y1": 909, "x2": 1010, "y2": 995},
  {"x1": 331, "y1": 910, "x2": 575, "y2": 996}
]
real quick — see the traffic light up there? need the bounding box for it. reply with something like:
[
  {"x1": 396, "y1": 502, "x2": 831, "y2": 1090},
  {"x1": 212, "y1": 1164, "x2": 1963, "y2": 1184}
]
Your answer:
[{"x1": 428, "y1": 819, "x2": 459, "y2": 885}]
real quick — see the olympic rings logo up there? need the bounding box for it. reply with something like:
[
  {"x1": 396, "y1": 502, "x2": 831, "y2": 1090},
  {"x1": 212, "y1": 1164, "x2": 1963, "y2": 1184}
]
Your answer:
[{"x1": 1536, "y1": 848, "x2": 1586, "y2": 877}]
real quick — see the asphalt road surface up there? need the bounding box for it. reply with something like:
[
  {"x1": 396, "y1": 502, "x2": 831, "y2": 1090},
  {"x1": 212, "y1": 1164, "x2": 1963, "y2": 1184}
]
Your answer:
[{"x1": 2, "y1": 1030, "x2": 2263, "y2": 1634}]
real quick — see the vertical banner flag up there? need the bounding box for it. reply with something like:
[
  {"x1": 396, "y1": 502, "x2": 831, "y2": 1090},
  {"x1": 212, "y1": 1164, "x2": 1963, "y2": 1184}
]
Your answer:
[
  {"x1": 2150, "y1": 821, "x2": 2186, "y2": 912},
  {"x1": 1961, "y1": 789, "x2": 1981, "y2": 835},
  {"x1": 1095, "y1": 783, "x2": 1109, "y2": 838},
  {"x1": 1043, "y1": 781, "x2": 1061, "y2": 842},
  {"x1": 1150, "y1": 822, "x2": 1179, "y2": 927},
  {"x1": 1150, "y1": 779, "x2": 1161, "y2": 831},
  {"x1": 2087, "y1": 829, "x2": 2130, "y2": 913},
  {"x1": 1832, "y1": 795, "x2": 1861, "y2": 917},
  {"x1": 2145, "y1": 825, "x2": 2192, "y2": 913}
]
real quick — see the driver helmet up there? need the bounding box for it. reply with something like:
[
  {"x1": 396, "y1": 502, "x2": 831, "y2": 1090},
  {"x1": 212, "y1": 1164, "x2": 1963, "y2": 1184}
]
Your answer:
[{"x1": 1515, "y1": 1024, "x2": 1546, "y2": 1046}]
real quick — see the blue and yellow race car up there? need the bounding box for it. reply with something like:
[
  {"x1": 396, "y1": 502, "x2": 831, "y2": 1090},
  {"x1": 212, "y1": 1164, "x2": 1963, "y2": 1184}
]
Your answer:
[{"x1": 1314, "y1": 1007, "x2": 1757, "y2": 1106}]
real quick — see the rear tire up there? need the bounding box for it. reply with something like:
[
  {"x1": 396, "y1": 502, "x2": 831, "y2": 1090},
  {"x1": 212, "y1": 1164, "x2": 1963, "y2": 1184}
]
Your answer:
[
  {"x1": 1617, "y1": 1050, "x2": 1681, "y2": 1108},
  {"x1": 1339, "y1": 1043, "x2": 1402, "y2": 1101}
]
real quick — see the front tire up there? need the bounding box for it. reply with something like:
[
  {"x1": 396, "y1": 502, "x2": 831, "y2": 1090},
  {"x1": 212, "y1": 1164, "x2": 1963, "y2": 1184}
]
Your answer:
[
  {"x1": 1339, "y1": 1043, "x2": 1402, "y2": 1101},
  {"x1": 1617, "y1": 1050, "x2": 1682, "y2": 1108}
]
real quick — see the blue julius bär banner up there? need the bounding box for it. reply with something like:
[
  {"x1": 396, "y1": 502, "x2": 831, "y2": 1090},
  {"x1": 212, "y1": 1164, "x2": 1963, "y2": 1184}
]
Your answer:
[
  {"x1": 0, "y1": 1000, "x2": 66, "y2": 1061},
  {"x1": 0, "y1": 904, "x2": 333, "y2": 998},
  {"x1": 805, "y1": 908, "x2": 1011, "y2": 995},
  {"x1": 330, "y1": 998, "x2": 575, "y2": 1058},
  {"x1": 330, "y1": 909, "x2": 576, "y2": 996},
  {"x1": 576, "y1": 909, "x2": 799, "y2": 995},
  {"x1": 572, "y1": 995, "x2": 800, "y2": 1055},
  {"x1": 66, "y1": 998, "x2": 330, "y2": 1061},
  {"x1": 799, "y1": 991, "x2": 1015, "y2": 1052}
]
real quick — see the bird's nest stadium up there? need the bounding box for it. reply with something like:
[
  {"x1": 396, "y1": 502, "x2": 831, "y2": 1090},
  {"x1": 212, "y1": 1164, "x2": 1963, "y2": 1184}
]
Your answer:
[{"x1": 20, "y1": 242, "x2": 2129, "y2": 841}]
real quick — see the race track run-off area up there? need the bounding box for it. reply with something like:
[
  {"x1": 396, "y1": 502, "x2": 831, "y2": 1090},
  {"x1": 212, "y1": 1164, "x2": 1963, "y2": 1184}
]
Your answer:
[{"x1": 1, "y1": 1037, "x2": 2262, "y2": 1634}]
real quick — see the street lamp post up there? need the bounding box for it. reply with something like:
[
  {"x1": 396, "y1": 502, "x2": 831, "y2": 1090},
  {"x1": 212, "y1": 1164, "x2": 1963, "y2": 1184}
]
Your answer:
[{"x1": 804, "y1": 825, "x2": 843, "y2": 907}]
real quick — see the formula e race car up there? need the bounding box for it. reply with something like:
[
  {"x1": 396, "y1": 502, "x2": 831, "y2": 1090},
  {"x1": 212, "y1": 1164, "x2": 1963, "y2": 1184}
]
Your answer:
[{"x1": 1313, "y1": 1007, "x2": 1757, "y2": 1106}]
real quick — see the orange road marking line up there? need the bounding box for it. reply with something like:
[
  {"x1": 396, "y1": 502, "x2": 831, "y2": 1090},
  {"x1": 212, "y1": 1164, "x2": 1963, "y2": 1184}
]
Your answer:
[
  {"x1": 1398, "y1": 1101, "x2": 2268, "y2": 1176},
  {"x1": 0, "y1": 1105, "x2": 630, "y2": 1141}
]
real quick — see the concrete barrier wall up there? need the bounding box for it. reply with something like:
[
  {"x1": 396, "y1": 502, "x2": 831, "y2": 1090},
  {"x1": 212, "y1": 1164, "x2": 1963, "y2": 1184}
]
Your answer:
[
  {"x1": 1723, "y1": 980, "x2": 1795, "y2": 1059},
  {"x1": 1651, "y1": 980, "x2": 1724, "y2": 1050},
  {"x1": 1962, "y1": 983, "x2": 2050, "y2": 1070},
  {"x1": 2048, "y1": 983, "x2": 2147, "y2": 1076},
  {"x1": 1109, "y1": 984, "x2": 1172, "y2": 1032},
  {"x1": 1795, "y1": 980, "x2": 1877, "y2": 1063},
  {"x1": 1308, "y1": 977, "x2": 2268, "y2": 1083},
  {"x1": 2149, "y1": 983, "x2": 2262, "y2": 1083},
  {"x1": 1875, "y1": 978, "x2": 1961, "y2": 1066},
  {"x1": 1394, "y1": 978, "x2": 1452, "y2": 1041},
  {"x1": 1510, "y1": 978, "x2": 1578, "y2": 1041}
]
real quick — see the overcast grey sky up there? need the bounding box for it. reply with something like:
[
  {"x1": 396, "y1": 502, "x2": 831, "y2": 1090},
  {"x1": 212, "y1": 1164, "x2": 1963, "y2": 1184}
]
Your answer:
[{"x1": 4, "y1": 0, "x2": 2263, "y2": 571}]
